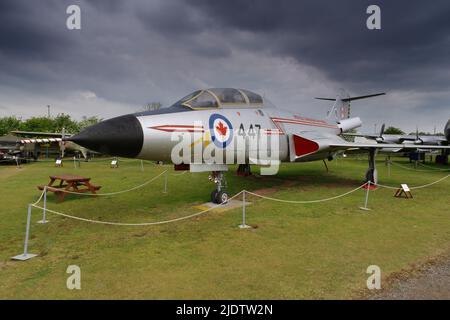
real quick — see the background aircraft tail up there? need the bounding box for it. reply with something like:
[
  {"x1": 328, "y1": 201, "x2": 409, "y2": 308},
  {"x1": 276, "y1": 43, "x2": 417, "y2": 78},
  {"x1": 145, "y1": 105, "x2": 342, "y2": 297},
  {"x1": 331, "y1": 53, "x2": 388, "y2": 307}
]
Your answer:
[{"x1": 315, "y1": 89, "x2": 385, "y2": 121}]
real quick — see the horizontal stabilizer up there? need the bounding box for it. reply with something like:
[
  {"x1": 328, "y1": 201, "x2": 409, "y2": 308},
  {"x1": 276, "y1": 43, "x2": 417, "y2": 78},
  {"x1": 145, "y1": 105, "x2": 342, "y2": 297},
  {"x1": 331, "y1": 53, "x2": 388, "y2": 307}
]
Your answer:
[
  {"x1": 319, "y1": 90, "x2": 386, "y2": 121},
  {"x1": 315, "y1": 92, "x2": 385, "y2": 102}
]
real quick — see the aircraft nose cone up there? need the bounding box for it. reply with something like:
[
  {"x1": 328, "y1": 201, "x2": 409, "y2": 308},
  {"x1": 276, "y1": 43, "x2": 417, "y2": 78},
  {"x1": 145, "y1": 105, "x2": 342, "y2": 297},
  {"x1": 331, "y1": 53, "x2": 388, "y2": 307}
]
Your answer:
[{"x1": 70, "y1": 114, "x2": 144, "y2": 157}]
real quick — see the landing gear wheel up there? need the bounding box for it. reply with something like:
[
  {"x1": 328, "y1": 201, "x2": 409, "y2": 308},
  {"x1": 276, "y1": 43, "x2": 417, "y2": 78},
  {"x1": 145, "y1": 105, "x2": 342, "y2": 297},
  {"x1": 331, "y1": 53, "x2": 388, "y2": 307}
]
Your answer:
[
  {"x1": 209, "y1": 171, "x2": 228, "y2": 204},
  {"x1": 216, "y1": 191, "x2": 229, "y2": 204},
  {"x1": 211, "y1": 190, "x2": 218, "y2": 203}
]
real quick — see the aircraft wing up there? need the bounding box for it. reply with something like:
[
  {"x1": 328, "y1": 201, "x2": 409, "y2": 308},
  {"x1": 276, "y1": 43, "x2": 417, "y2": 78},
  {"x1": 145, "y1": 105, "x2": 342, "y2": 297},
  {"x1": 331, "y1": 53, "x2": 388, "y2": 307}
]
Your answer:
[{"x1": 289, "y1": 131, "x2": 450, "y2": 162}]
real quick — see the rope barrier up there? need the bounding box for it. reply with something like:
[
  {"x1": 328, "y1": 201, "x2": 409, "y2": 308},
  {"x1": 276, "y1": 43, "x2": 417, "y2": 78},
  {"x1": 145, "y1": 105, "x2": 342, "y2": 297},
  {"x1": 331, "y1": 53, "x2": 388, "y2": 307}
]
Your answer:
[
  {"x1": 32, "y1": 188, "x2": 46, "y2": 205},
  {"x1": 27, "y1": 183, "x2": 374, "y2": 226},
  {"x1": 375, "y1": 174, "x2": 450, "y2": 190},
  {"x1": 244, "y1": 183, "x2": 366, "y2": 204},
  {"x1": 390, "y1": 161, "x2": 447, "y2": 172},
  {"x1": 417, "y1": 162, "x2": 450, "y2": 171},
  {"x1": 25, "y1": 163, "x2": 450, "y2": 227},
  {"x1": 14, "y1": 157, "x2": 449, "y2": 261},
  {"x1": 31, "y1": 191, "x2": 243, "y2": 226}
]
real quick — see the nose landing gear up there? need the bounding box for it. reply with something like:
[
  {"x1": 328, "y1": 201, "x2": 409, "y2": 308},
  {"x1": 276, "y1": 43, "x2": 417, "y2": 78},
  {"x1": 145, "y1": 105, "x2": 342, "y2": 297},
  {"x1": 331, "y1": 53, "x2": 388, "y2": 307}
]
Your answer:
[{"x1": 209, "y1": 171, "x2": 229, "y2": 204}]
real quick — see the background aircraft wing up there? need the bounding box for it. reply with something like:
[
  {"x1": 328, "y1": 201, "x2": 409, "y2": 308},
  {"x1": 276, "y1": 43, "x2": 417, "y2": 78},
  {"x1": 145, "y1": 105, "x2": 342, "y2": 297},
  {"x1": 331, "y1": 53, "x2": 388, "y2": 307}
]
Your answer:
[
  {"x1": 329, "y1": 142, "x2": 450, "y2": 151},
  {"x1": 341, "y1": 132, "x2": 379, "y2": 138},
  {"x1": 10, "y1": 130, "x2": 73, "y2": 137}
]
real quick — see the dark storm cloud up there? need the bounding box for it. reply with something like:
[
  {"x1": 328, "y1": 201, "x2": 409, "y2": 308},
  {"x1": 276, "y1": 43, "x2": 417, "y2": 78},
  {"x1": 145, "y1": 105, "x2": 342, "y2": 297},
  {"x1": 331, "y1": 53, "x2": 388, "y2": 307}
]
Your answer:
[
  {"x1": 0, "y1": 0, "x2": 144, "y2": 102},
  {"x1": 0, "y1": 1, "x2": 72, "y2": 60},
  {"x1": 185, "y1": 0, "x2": 450, "y2": 92},
  {"x1": 136, "y1": 1, "x2": 206, "y2": 37},
  {"x1": 0, "y1": 0, "x2": 448, "y2": 131},
  {"x1": 2, "y1": 0, "x2": 449, "y2": 95}
]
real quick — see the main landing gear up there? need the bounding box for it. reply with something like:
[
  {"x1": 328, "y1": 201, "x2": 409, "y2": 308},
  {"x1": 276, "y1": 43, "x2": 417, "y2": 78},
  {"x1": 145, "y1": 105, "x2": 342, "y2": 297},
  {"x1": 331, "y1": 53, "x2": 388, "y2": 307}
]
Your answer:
[
  {"x1": 209, "y1": 171, "x2": 229, "y2": 204},
  {"x1": 365, "y1": 148, "x2": 378, "y2": 185}
]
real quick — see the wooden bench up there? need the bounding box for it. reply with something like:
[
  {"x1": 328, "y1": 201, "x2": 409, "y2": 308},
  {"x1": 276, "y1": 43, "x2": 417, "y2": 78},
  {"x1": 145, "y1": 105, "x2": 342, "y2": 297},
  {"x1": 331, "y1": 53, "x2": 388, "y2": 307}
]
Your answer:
[{"x1": 37, "y1": 174, "x2": 102, "y2": 202}]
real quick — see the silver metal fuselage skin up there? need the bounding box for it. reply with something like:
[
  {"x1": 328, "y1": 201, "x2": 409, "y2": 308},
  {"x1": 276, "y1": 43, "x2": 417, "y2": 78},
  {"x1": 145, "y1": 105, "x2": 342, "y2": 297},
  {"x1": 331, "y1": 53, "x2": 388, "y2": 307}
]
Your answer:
[{"x1": 135, "y1": 105, "x2": 341, "y2": 164}]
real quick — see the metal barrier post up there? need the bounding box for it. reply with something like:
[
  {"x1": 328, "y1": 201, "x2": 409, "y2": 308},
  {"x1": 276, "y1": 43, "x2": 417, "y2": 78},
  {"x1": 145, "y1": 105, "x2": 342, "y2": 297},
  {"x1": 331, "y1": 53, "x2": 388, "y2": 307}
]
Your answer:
[
  {"x1": 359, "y1": 181, "x2": 371, "y2": 211},
  {"x1": 37, "y1": 186, "x2": 48, "y2": 224},
  {"x1": 11, "y1": 204, "x2": 38, "y2": 261},
  {"x1": 239, "y1": 191, "x2": 251, "y2": 229}
]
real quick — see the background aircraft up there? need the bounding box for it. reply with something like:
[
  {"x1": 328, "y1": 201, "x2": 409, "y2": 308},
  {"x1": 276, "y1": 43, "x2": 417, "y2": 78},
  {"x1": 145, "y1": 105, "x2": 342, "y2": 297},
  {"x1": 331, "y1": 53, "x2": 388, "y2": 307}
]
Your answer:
[
  {"x1": 343, "y1": 121, "x2": 450, "y2": 163},
  {"x1": 344, "y1": 122, "x2": 449, "y2": 146},
  {"x1": 11, "y1": 130, "x2": 92, "y2": 159},
  {"x1": 69, "y1": 88, "x2": 450, "y2": 203}
]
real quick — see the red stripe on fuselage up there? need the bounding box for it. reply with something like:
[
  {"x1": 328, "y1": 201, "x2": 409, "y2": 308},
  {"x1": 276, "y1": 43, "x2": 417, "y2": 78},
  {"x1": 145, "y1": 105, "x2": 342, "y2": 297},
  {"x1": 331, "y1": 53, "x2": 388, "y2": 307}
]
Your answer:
[
  {"x1": 149, "y1": 125, "x2": 205, "y2": 133},
  {"x1": 271, "y1": 117, "x2": 337, "y2": 129}
]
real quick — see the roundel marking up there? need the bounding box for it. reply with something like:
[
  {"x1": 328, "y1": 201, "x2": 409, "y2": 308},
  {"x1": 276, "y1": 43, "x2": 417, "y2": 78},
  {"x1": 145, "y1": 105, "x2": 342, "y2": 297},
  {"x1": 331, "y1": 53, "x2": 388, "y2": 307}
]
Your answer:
[{"x1": 209, "y1": 114, "x2": 233, "y2": 148}]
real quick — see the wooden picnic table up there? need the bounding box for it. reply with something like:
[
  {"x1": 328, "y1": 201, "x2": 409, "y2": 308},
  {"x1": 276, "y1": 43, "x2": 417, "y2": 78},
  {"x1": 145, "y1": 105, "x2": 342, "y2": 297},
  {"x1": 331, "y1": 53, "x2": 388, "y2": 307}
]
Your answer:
[{"x1": 37, "y1": 174, "x2": 101, "y2": 202}]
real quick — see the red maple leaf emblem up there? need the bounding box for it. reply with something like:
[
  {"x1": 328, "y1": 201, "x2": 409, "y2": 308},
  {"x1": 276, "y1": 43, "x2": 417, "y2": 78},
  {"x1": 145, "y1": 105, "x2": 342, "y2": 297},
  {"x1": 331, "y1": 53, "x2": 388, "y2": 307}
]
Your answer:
[{"x1": 216, "y1": 121, "x2": 228, "y2": 137}]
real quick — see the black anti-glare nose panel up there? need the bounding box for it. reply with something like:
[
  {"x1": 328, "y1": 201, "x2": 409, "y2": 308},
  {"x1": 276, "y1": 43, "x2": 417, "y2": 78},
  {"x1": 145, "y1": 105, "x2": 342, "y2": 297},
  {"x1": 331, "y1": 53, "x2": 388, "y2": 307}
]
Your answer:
[{"x1": 70, "y1": 114, "x2": 143, "y2": 157}]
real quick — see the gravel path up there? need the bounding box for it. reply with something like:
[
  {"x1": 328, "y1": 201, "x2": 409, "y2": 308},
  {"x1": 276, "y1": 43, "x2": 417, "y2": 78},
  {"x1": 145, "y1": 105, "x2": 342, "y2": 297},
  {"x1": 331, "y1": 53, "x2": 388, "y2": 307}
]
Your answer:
[{"x1": 369, "y1": 259, "x2": 450, "y2": 299}]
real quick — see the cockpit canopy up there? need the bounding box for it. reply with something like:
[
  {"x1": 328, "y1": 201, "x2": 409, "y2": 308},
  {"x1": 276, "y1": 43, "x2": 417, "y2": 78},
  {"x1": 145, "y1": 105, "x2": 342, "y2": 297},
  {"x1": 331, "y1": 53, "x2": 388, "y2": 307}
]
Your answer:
[{"x1": 173, "y1": 88, "x2": 264, "y2": 110}]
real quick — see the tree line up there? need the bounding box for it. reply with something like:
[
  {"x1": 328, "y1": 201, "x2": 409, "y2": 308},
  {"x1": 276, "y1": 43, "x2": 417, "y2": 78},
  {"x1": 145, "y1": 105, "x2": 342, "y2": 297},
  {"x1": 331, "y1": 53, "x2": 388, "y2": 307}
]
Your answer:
[
  {"x1": 384, "y1": 126, "x2": 444, "y2": 136},
  {"x1": 0, "y1": 114, "x2": 101, "y2": 136}
]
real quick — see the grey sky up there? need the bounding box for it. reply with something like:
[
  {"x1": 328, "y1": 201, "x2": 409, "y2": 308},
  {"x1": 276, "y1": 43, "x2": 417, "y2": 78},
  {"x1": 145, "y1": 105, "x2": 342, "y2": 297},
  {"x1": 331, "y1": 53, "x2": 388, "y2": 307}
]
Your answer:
[{"x1": 0, "y1": 0, "x2": 449, "y2": 133}]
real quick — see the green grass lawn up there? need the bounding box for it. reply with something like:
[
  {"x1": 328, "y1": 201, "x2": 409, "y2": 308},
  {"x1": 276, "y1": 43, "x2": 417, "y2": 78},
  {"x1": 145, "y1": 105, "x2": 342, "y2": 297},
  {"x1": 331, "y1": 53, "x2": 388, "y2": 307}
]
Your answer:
[{"x1": 0, "y1": 156, "x2": 449, "y2": 299}]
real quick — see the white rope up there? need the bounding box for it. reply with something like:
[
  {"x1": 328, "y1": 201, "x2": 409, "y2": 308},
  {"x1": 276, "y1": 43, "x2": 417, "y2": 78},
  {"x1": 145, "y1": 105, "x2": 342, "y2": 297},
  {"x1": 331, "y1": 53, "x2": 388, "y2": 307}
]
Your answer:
[
  {"x1": 244, "y1": 183, "x2": 366, "y2": 204},
  {"x1": 31, "y1": 191, "x2": 243, "y2": 226},
  {"x1": 408, "y1": 174, "x2": 450, "y2": 190},
  {"x1": 390, "y1": 161, "x2": 446, "y2": 172},
  {"x1": 41, "y1": 170, "x2": 168, "y2": 197},
  {"x1": 372, "y1": 183, "x2": 398, "y2": 190},
  {"x1": 417, "y1": 162, "x2": 450, "y2": 171},
  {"x1": 32, "y1": 189, "x2": 46, "y2": 205},
  {"x1": 375, "y1": 174, "x2": 450, "y2": 190}
]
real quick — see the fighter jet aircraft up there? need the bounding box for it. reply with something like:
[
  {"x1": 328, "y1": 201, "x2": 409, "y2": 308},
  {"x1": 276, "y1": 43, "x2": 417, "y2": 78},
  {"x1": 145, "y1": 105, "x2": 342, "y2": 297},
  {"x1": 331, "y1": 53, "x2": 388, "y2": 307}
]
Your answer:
[{"x1": 69, "y1": 88, "x2": 450, "y2": 203}]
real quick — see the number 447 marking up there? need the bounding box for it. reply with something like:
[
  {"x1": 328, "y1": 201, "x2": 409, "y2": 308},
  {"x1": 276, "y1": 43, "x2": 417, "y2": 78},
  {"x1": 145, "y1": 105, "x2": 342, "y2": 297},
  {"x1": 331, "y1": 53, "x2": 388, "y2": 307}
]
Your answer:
[{"x1": 238, "y1": 124, "x2": 261, "y2": 136}]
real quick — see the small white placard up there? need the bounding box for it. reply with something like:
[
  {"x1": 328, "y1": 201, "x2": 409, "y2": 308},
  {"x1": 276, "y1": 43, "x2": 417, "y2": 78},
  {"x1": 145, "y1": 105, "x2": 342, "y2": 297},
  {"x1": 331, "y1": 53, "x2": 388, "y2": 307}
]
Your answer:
[
  {"x1": 111, "y1": 160, "x2": 117, "y2": 165},
  {"x1": 401, "y1": 184, "x2": 410, "y2": 192},
  {"x1": 55, "y1": 159, "x2": 62, "y2": 165}
]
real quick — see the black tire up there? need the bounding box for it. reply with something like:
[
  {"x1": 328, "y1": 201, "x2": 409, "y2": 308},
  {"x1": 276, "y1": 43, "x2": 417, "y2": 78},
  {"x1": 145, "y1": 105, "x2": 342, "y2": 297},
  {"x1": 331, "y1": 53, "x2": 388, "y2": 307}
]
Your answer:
[
  {"x1": 211, "y1": 190, "x2": 218, "y2": 203},
  {"x1": 216, "y1": 191, "x2": 229, "y2": 204}
]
